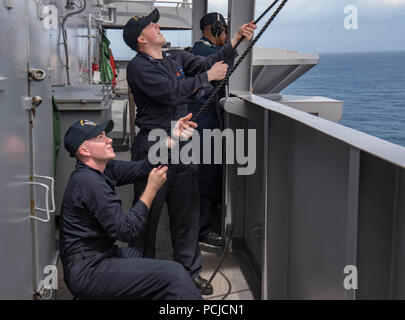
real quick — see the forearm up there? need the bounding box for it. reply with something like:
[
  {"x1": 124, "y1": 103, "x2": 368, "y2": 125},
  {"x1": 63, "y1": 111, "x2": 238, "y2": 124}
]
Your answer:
[
  {"x1": 139, "y1": 185, "x2": 158, "y2": 210},
  {"x1": 207, "y1": 70, "x2": 213, "y2": 82},
  {"x1": 231, "y1": 34, "x2": 241, "y2": 48}
]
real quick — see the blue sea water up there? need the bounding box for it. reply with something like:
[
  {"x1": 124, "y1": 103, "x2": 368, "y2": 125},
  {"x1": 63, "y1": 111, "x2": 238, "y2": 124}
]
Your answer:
[{"x1": 282, "y1": 51, "x2": 405, "y2": 147}]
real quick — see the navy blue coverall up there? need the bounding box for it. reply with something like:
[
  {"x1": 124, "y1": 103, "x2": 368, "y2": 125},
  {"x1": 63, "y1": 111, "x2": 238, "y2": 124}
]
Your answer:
[
  {"x1": 59, "y1": 160, "x2": 202, "y2": 300},
  {"x1": 189, "y1": 37, "x2": 232, "y2": 240},
  {"x1": 126, "y1": 41, "x2": 237, "y2": 279}
]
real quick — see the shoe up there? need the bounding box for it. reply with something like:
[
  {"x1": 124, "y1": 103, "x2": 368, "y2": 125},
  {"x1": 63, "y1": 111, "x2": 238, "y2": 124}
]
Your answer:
[
  {"x1": 199, "y1": 232, "x2": 224, "y2": 247},
  {"x1": 193, "y1": 275, "x2": 214, "y2": 295}
]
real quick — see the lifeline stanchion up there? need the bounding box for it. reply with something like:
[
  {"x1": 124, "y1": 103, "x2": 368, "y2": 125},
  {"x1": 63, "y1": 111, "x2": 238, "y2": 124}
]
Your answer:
[{"x1": 198, "y1": 0, "x2": 290, "y2": 295}]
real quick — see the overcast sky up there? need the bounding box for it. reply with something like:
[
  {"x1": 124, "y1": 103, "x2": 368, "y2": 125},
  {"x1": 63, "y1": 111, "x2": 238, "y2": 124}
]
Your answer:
[
  {"x1": 109, "y1": 0, "x2": 405, "y2": 59},
  {"x1": 208, "y1": 0, "x2": 405, "y2": 53}
]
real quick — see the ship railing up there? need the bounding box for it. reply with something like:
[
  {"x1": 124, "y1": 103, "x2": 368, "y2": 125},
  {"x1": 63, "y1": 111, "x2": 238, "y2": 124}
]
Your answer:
[{"x1": 224, "y1": 92, "x2": 405, "y2": 300}]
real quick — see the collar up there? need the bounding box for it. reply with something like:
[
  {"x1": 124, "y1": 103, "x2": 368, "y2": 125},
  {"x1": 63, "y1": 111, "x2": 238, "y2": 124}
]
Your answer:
[
  {"x1": 198, "y1": 37, "x2": 217, "y2": 48},
  {"x1": 76, "y1": 160, "x2": 116, "y2": 188},
  {"x1": 76, "y1": 160, "x2": 112, "y2": 178},
  {"x1": 76, "y1": 160, "x2": 102, "y2": 173},
  {"x1": 137, "y1": 50, "x2": 175, "y2": 61},
  {"x1": 137, "y1": 51, "x2": 160, "y2": 61}
]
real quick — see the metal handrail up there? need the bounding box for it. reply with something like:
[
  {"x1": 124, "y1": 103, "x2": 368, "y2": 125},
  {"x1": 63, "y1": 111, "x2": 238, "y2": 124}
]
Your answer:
[
  {"x1": 34, "y1": 175, "x2": 56, "y2": 213},
  {"x1": 231, "y1": 93, "x2": 405, "y2": 169},
  {"x1": 28, "y1": 182, "x2": 50, "y2": 223}
]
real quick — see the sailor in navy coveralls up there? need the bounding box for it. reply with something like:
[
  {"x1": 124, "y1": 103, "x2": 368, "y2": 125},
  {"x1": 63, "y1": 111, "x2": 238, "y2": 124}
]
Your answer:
[
  {"x1": 123, "y1": 8, "x2": 256, "y2": 295},
  {"x1": 59, "y1": 117, "x2": 201, "y2": 300},
  {"x1": 189, "y1": 12, "x2": 235, "y2": 248}
]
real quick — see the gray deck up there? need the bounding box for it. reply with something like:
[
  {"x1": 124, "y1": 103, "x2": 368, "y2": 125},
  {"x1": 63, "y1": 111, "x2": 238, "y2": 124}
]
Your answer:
[{"x1": 55, "y1": 150, "x2": 259, "y2": 300}]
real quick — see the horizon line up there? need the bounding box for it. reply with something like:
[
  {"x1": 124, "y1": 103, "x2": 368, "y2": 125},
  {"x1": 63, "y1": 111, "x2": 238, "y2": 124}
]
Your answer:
[{"x1": 315, "y1": 49, "x2": 405, "y2": 55}]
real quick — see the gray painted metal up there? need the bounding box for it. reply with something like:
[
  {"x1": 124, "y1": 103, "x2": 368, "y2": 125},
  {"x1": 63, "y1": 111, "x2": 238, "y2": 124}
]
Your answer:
[
  {"x1": 251, "y1": 47, "x2": 318, "y2": 95},
  {"x1": 223, "y1": 114, "x2": 247, "y2": 239},
  {"x1": 0, "y1": 0, "x2": 57, "y2": 299},
  {"x1": 228, "y1": 0, "x2": 254, "y2": 93},
  {"x1": 391, "y1": 169, "x2": 405, "y2": 299},
  {"x1": 224, "y1": 94, "x2": 405, "y2": 299},
  {"x1": 26, "y1": 0, "x2": 58, "y2": 296},
  {"x1": 225, "y1": 0, "x2": 255, "y2": 232},
  {"x1": 356, "y1": 154, "x2": 399, "y2": 299},
  {"x1": 0, "y1": 0, "x2": 34, "y2": 300},
  {"x1": 245, "y1": 94, "x2": 405, "y2": 168},
  {"x1": 276, "y1": 95, "x2": 343, "y2": 123},
  {"x1": 104, "y1": 1, "x2": 192, "y2": 28},
  {"x1": 191, "y1": 0, "x2": 207, "y2": 44},
  {"x1": 261, "y1": 110, "x2": 269, "y2": 300},
  {"x1": 242, "y1": 116, "x2": 264, "y2": 271},
  {"x1": 344, "y1": 147, "x2": 360, "y2": 300}
]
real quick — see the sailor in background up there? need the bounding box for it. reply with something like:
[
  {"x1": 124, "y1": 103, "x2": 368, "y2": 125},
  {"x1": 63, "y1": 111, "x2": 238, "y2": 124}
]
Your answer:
[
  {"x1": 59, "y1": 117, "x2": 201, "y2": 300},
  {"x1": 123, "y1": 9, "x2": 256, "y2": 295},
  {"x1": 190, "y1": 12, "x2": 233, "y2": 248}
]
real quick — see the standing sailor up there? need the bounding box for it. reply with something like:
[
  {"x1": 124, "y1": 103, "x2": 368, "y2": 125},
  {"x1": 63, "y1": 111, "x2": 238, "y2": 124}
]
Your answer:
[
  {"x1": 123, "y1": 8, "x2": 256, "y2": 295},
  {"x1": 190, "y1": 12, "x2": 233, "y2": 247}
]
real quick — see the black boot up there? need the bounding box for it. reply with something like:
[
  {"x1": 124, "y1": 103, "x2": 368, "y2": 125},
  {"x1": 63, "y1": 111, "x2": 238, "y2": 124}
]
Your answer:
[{"x1": 199, "y1": 232, "x2": 224, "y2": 247}]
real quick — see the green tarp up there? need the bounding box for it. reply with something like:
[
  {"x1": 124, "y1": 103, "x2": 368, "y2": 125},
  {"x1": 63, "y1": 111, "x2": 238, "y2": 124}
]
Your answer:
[{"x1": 100, "y1": 34, "x2": 114, "y2": 84}]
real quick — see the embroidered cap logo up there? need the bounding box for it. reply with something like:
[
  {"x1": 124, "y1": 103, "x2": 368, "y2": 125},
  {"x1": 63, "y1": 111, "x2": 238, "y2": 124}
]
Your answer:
[{"x1": 80, "y1": 120, "x2": 97, "y2": 127}]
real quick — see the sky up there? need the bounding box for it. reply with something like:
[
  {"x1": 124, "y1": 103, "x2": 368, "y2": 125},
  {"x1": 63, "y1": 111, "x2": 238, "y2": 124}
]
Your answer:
[
  {"x1": 208, "y1": 0, "x2": 405, "y2": 53},
  {"x1": 109, "y1": 0, "x2": 405, "y2": 59}
]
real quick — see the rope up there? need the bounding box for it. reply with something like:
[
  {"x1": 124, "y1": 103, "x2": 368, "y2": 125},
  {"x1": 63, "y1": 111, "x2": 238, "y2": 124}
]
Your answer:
[
  {"x1": 200, "y1": 0, "x2": 289, "y2": 294},
  {"x1": 191, "y1": 0, "x2": 288, "y2": 123}
]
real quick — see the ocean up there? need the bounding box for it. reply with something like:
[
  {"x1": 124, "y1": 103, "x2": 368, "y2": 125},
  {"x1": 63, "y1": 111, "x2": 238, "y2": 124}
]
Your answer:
[{"x1": 282, "y1": 51, "x2": 405, "y2": 147}]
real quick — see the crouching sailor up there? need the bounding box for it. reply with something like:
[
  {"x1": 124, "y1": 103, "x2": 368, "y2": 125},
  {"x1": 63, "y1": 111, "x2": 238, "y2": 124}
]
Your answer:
[{"x1": 59, "y1": 117, "x2": 202, "y2": 300}]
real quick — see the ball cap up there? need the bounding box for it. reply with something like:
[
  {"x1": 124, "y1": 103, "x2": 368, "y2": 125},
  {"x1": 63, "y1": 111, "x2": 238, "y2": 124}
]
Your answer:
[
  {"x1": 123, "y1": 8, "x2": 160, "y2": 50},
  {"x1": 200, "y1": 12, "x2": 227, "y2": 30},
  {"x1": 64, "y1": 119, "x2": 114, "y2": 157}
]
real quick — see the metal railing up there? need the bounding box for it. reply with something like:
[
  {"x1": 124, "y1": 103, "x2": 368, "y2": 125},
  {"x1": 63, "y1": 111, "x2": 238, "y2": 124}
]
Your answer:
[{"x1": 224, "y1": 93, "x2": 405, "y2": 300}]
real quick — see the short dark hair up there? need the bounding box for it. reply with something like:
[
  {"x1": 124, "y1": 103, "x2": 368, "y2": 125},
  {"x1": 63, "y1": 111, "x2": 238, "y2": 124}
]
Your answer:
[{"x1": 134, "y1": 42, "x2": 140, "y2": 53}]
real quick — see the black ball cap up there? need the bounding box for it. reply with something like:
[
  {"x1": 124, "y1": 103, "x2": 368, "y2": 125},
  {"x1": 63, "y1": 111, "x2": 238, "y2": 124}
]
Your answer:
[
  {"x1": 123, "y1": 8, "x2": 160, "y2": 50},
  {"x1": 200, "y1": 12, "x2": 227, "y2": 30},
  {"x1": 64, "y1": 119, "x2": 114, "y2": 157}
]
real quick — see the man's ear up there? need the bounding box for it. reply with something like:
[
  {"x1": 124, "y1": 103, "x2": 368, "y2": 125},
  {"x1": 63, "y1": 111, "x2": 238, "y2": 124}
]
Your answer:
[
  {"x1": 77, "y1": 144, "x2": 91, "y2": 158},
  {"x1": 137, "y1": 35, "x2": 147, "y2": 45}
]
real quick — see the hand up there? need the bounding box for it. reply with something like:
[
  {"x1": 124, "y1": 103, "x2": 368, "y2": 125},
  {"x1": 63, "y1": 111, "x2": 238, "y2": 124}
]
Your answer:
[
  {"x1": 231, "y1": 21, "x2": 257, "y2": 47},
  {"x1": 167, "y1": 113, "x2": 198, "y2": 148},
  {"x1": 140, "y1": 165, "x2": 168, "y2": 209},
  {"x1": 207, "y1": 61, "x2": 228, "y2": 82},
  {"x1": 146, "y1": 165, "x2": 168, "y2": 193}
]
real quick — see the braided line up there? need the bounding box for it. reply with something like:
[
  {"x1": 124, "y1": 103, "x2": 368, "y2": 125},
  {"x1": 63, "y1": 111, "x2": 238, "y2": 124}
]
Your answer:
[{"x1": 192, "y1": 0, "x2": 288, "y2": 122}]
